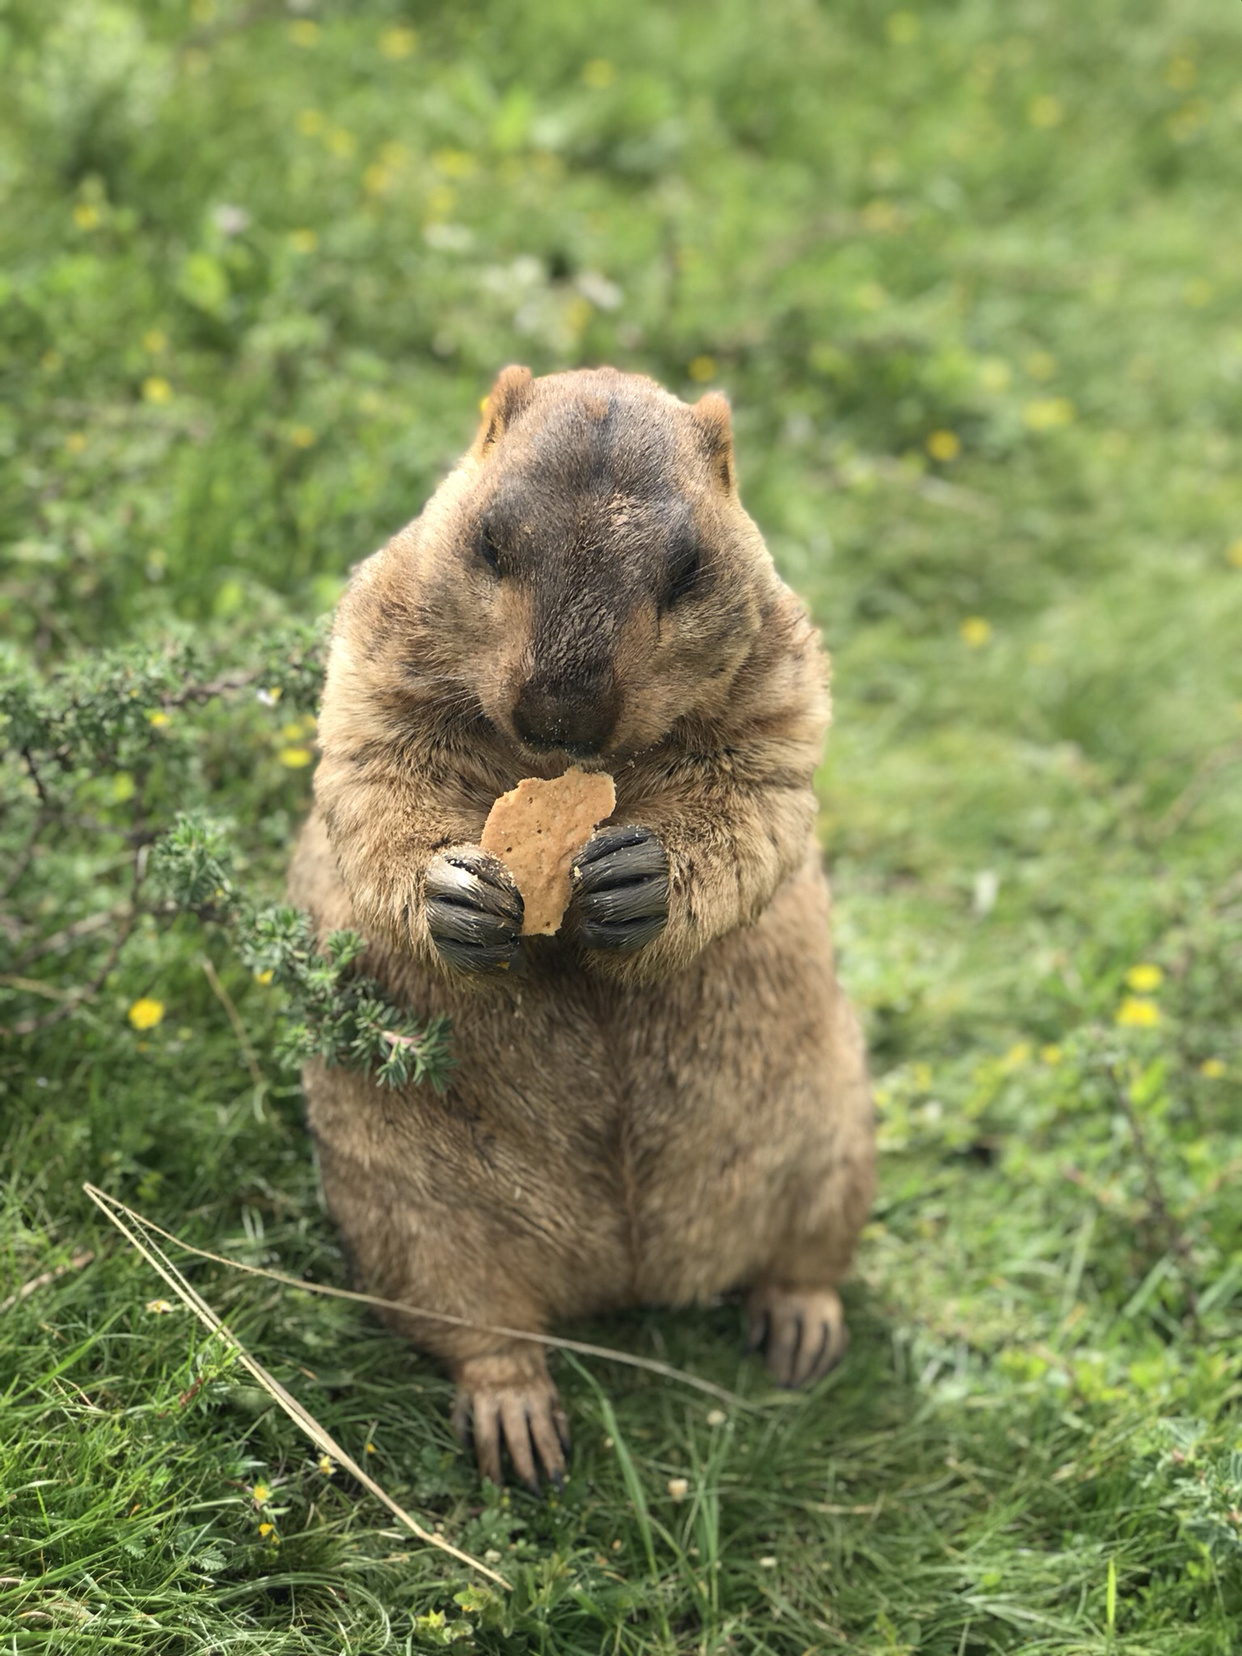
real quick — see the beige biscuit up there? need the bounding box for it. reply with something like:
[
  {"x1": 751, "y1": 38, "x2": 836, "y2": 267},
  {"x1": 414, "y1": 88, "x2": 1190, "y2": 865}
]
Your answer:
[{"x1": 480, "y1": 769, "x2": 616, "y2": 935}]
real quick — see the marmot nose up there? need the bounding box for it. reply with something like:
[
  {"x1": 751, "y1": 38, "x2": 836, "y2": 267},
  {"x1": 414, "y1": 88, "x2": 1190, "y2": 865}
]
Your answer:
[{"x1": 513, "y1": 671, "x2": 618, "y2": 757}]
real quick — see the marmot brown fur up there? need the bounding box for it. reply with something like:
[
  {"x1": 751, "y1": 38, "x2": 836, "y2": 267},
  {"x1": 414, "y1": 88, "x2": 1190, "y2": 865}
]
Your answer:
[{"x1": 288, "y1": 365, "x2": 875, "y2": 1488}]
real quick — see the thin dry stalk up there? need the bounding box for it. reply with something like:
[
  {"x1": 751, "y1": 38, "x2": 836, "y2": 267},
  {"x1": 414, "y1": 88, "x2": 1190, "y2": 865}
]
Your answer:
[
  {"x1": 1154, "y1": 737, "x2": 1242, "y2": 839},
  {"x1": 83, "y1": 1183, "x2": 509, "y2": 1590},
  {"x1": 1108, "y1": 1067, "x2": 1201, "y2": 1333},
  {"x1": 84, "y1": 1186, "x2": 751, "y2": 1410},
  {"x1": 200, "y1": 954, "x2": 266, "y2": 1095},
  {"x1": 0, "y1": 1250, "x2": 95, "y2": 1314}
]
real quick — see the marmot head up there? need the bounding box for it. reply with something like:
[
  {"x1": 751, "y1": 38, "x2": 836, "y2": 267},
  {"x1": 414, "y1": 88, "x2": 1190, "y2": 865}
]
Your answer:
[{"x1": 373, "y1": 366, "x2": 781, "y2": 765}]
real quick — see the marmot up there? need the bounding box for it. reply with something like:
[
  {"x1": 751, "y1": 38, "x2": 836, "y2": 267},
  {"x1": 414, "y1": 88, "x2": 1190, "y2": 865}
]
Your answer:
[{"x1": 289, "y1": 365, "x2": 875, "y2": 1488}]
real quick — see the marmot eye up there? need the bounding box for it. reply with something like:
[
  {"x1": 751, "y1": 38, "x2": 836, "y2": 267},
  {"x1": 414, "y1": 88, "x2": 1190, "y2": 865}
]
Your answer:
[
  {"x1": 478, "y1": 525, "x2": 503, "y2": 575},
  {"x1": 665, "y1": 542, "x2": 700, "y2": 605}
]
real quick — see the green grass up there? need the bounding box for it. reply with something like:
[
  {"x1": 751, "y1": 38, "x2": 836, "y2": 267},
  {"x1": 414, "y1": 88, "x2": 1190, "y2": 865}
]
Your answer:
[{"x1": 3, "y1": 0, "x2": 1241, "y2": 1650}]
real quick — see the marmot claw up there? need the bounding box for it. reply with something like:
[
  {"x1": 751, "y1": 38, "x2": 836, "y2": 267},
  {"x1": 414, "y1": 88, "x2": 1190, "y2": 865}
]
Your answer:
[
  {"x1": 425, "y1": 846, "x2": 524, "y2": 972},
  {"x1": 452, "y1": 1371, "x2": 571, "y2": 1493},
  {"x1": 570, "y1": 825, "x2": 670, "y2": 952},
  {"x1": 746, "y1": 1285, "x2": 848, "y2": 1389}
]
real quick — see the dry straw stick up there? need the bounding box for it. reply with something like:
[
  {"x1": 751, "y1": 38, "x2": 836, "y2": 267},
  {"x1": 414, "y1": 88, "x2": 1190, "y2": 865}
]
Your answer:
[
  {"x1": 85, "y1": 1186, "x2": 750, "y2": 1411},
  {"x1": 82, "y1": 1183, "x2": 509, "y2": 1591}
]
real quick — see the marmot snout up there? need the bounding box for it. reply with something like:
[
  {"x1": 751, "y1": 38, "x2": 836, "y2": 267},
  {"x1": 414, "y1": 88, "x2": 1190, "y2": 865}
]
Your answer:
[{"x1": 289, "y1": 365, "x2": 875, "y2": 1488}]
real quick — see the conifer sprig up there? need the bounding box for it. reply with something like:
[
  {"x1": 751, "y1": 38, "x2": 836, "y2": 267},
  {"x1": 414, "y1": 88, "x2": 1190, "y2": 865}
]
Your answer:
[{"x1": 0, "y1": 627, "x2": 452, "y2": 1090}]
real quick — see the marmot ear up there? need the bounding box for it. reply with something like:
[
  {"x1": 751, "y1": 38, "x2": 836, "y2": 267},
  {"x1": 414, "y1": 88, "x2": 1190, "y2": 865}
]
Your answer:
[
  {"x1": 691, "y1": 390, "x2": 735, "y2": 491},
  {"x1": 474, "y1": 364, "x2": 534, "y2": 457}
]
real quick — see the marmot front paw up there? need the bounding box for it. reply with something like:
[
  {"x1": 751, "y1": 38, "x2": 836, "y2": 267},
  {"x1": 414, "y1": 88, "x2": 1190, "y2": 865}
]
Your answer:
[
  {"x1": 570, "y1": 825, "x2": 669, "y2": 952},
  {"x1": 424, "y1": 846, "x2": 524, "y2": 971}
]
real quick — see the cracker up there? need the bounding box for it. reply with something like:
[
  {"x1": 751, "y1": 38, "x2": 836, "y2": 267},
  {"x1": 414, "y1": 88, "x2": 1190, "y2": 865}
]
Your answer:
[{"x1": 480, "y1": 768, "x2": 616, "y2": 936}]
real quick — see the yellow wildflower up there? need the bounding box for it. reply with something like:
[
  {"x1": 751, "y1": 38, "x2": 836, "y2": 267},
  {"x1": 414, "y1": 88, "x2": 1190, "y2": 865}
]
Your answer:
[
  {"x1": 289, "y1": 19, "x2": 319, "y2": 46},
  {"x1": 147, "y1": 710, "x2": 170, "y2": 727},
  {"x1": 926, "y1": 430, "x2": 961, "y2": 462},
  {"x1": 886, "y1": 12, "x2": 919, "y2": 45},
  {"x1": 74, "y1": 202, "x2": 101, "y2": 231},
  {"x1": 687, "y1": 355, "x2": 717, "y2": 383},
  {"x1": 128, "y1": 997, "x2": 165, "y2": 1031},
  {"x1": 581, "y1": 58, "x2": 616, "y2": 88},
  {"x1": 978, "y1": 358, "x2": 1011, "y2": 392},
  {"x1": 1023, "y1": 397, "x2": 1075, "y2": 431},
  {"x1": 1040, "y1": 1044, "x2": 1063, "y2": 1066},
  {"x1": 1116, "y1": 997, "x2": 1160, "y2": 1028},
  {"x1": 279, "y1": 746, "x2": 313, "y2": 768},
  {"x1": 289, "y1": 425, "x2": 316, "y2": 449},
  {"x1": 258, "y1": 1522, "x2": 277, "y2": 1539},
  {"x1": 960, "y1": 616, "x2": 992, "y2": 648},
  {"x1": 254, "y1": 968, "x2": 274, "y2": 985},
  {"x1": 432, "y1": 147, "x2": 476, "y2": 178},
  {"x1": 288, "y1": 229, "x2": 318, "y2": 255},
  {"x1": 296, "y1": 109, "x2": 324, "y2": 137},
  {"x1": 365, "y1": 1441, "x2": 377, "y2": 1454},
  {"x1": 380, "y1": 26, "x2": 417, "y2": 59},
  {"x1": 1028, "y1": 95, "x2": 1064, "y2": 128},
  {"x1": 1199, "y1": 1058, "x2": 1225, "y2": 1079},
  {"x1": 65, "y1": 432, "x2": 88, "y2": 454},
  {"x1": 1165, "y1": 55, "x2": 1197, "y2": 91},
  {"x1": 142, "y1": 376, "x2": 173, "y2": 405},
  {"x1": 565, "y1": 295, "x2": 593, "y2": 338},
  {"x1": 861, "y1": 199, "x2": 900, "y2": 233},
  {"x1": 317, "y1": 1453, "x2": 335, "y2": 1476},
  {"x1": 145, "y1": 1298, "x2": 174, "y2": 1314},
  {"x1": 1226, "y1": 540, "x2": 1242, "y2": 569},
  {"x1": 1125, "y1": 963, "x2": 1163, "y2": 993},
  {"x1": 251, "y1": 1482, "x2": 270, "y2": 1505}
]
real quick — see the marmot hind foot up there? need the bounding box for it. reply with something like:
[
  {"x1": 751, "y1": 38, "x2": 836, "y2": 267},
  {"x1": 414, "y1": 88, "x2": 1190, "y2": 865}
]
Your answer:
[
  {"x1": 746, "y1": 1284, "x2": 848, "y2": 1389},
  {"x1": 451, "y1": 1351, "x2": 571, "y2": 1492}
]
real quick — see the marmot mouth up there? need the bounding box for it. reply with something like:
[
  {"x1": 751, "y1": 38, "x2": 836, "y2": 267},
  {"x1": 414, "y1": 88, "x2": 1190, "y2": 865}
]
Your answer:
[{"x1": 510, "y1": 736, "x2": 616, "y2": 776}]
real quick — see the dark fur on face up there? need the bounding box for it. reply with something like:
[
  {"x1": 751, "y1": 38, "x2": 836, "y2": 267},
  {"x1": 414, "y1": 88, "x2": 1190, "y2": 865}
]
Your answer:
[{"x1": 390, "y1": 367, "x2": 777, "y2": 768}]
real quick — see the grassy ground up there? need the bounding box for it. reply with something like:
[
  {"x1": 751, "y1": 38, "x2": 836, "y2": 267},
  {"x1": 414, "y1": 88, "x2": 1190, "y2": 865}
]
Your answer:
[{"x1": 2, "y1": 0, "x2": 1241, "y2": 1650}]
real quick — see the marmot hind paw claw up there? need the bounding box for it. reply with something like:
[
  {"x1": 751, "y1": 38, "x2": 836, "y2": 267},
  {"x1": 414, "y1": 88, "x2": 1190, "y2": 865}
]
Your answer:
[
  {"x1": 452, "y1": 1371, "x2": 571, "y2": 1493},
  {"x1": 746, "y1": 1285, "x2": 849, "y2": 1389}
]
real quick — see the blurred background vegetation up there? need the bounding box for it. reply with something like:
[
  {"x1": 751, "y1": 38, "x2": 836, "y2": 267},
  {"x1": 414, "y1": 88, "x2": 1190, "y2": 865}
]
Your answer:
[{"x1": 1, "y1": 0, "x2": 1240, "y2": 1650}]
